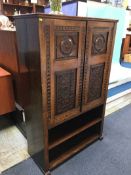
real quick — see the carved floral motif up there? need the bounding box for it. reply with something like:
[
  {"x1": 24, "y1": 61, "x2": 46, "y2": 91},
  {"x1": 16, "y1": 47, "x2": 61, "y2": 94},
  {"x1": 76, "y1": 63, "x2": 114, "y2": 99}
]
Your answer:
[
  {"x1": 55, "y1": 31, "x2": 78, "y2": 60},
  {"x1": 92, "y1": 32, "x2": 108, "y2": 55},
  {"x1": 88, "y1": 64, "x2": 105, "y2": 102},
  {"x1": 55, "y1": 69, "x2": 76, "y2": 115},
  {"x1": 60, "y1": 37, "x2": 73, "y2": 55}
]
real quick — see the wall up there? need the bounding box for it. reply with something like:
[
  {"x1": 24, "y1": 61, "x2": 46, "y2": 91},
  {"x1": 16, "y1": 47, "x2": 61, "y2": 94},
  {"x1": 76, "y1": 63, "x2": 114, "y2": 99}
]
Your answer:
[{"x1": 86, "y1": 1, "x2": 126, "y2": 63}]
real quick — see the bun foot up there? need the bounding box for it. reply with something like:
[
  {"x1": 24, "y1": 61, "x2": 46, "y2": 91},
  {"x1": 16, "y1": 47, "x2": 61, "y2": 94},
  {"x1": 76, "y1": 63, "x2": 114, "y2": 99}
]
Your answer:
[
  {"x1": 45, "y1": 171, "x2": 51, "y2": 175},
  {"x1": 99, "y1": 136, "x2": 104, "y2": 140}
]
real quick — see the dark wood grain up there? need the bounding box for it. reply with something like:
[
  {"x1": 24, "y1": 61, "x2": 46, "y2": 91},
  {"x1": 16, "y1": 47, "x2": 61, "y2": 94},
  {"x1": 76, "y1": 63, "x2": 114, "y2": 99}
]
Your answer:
[
  {"x1": 14, "y1": 14, "x2": 117, "y2": 174},
  {"x1": 82, "y1": 21, "x2": 116, "y2": 112},
  {"x1": 15, "y1": 17, "x2": 48, "y2": 171},
  {"x1": 42, "y1": 19, "x2": 86, "y2": 127}
]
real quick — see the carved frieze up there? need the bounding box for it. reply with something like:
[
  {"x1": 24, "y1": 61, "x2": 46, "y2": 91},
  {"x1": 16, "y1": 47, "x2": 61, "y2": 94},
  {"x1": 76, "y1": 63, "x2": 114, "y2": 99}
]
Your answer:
[
  {"x1": 103, "y1": 28, "x2": 114, "y2": 99},
  {"x1": 45, "y1": 25, "x2": 51, "y2": 118},
  {"x1": 78, "y1": 28, "x2": 86, "y2": 107},
  {"x1": 55, "y1": 26, "x2": 80, "y2": 31}
]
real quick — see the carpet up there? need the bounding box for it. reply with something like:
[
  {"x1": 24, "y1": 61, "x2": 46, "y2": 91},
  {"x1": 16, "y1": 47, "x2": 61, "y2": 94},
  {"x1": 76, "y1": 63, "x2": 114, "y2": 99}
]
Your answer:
[
  {"x1": 0, "y1": 117, "x2": 29, "y2": 174},
  {"x1": 2, "y1": 104, "x2": 131, "y2": 175}
]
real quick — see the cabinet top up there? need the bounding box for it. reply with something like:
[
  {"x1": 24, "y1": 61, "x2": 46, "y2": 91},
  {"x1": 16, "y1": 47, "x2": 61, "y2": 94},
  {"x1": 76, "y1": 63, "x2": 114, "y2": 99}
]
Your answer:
[{"x1": 14, "y1": 13, "x2": 118, "y2": 23}]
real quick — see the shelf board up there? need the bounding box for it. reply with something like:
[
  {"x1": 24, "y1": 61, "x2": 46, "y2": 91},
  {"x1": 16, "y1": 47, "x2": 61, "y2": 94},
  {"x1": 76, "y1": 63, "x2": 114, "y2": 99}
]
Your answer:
[
  {"x1": 6, "y1": 15, "x2": 13, "y2": 17},
  {"x1": 49, "y1": 118, "x2": 102, "y2": 150},
  {"x1": 35, "y1": 4, "x2": 45, "y2": 7},
  {"x1": 6, "y1": 14, "x2": 30, "y2": 17},
  {"x1": 3, "y1": 3, "x2": 33, "y2": 8},
  {"x1": 49, "y1": 133, "x2": 99, "y2": 169}
]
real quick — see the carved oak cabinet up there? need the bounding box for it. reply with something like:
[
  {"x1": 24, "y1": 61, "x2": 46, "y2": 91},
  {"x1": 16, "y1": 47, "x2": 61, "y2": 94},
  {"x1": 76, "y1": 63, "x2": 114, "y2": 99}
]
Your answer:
[{"x1": 15, "y1": 14, "x2": 117, "y2": 174}]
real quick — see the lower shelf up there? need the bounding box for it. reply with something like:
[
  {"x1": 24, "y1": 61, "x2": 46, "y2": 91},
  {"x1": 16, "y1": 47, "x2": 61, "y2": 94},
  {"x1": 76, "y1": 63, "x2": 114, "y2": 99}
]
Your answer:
[
  {"x1": 49, "y1": 118, "x2": 102, "y2": 150},
  {"x1": 49, "y1": 105, "x2": 103, "y2": 150},
  {"x1": 49, "y1": 122, "x2": 101, "y2": 169},
  {"x1": 50, "y1": 134, "x2": 99, "y2": 169}
]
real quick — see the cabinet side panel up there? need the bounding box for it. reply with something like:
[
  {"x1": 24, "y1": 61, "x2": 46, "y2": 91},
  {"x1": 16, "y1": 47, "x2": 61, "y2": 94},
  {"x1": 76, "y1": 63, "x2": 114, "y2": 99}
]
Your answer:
[{"x1": 15, "y1": 17, "x2": 45, "y2": 171}]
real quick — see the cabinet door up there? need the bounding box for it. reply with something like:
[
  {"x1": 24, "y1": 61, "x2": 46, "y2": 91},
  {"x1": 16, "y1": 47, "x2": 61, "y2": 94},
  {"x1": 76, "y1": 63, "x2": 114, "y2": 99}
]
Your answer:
[
  {"x1": 82, "y1": 21, "x2": 116, "y2": 112},
  {"x1": 41, "y1": 19, "x2": 86, "y2": 126}
]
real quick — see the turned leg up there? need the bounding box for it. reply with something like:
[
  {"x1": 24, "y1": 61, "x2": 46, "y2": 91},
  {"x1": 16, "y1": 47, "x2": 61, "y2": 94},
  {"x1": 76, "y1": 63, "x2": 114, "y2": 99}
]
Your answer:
[{"x1": 45, "y1": 171, "x2": 51, "y2": 175}]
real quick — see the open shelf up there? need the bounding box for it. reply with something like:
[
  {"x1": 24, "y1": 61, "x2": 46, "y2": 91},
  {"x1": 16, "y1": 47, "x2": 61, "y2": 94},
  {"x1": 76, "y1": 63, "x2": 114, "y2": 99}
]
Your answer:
[
  {"x1": 36, "y1": 4, "x2": 45, "y2": 7},
  {"x1": 49, "y1": 122, "x2": 101, "y2": 169},
  {"x1": 49, "y1": 118, "x2": 101, "y2": 150},
  {"x1": 49, "y1": 105, "x2": 103, "y2": 149}
]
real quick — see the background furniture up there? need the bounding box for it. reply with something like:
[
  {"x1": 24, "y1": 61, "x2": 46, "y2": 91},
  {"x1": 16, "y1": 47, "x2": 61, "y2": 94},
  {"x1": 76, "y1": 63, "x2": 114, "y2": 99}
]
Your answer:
[
  {"x1": 0, "y1": 30, "x2": 29, "y2": 135},
  {"x1": 121, "y1": 34, "x2": 131, "y2": 63},
  {"x1": 0, "y1": 67, "x2": 15, "y2": 115},
  {"x1": 15, "y1": 14, "x2": 117, "y2": 174},
  {"x1": 0, "y1": 0, "x2": 48, "y2": 21},
  {"x1": 0, "y1": 30, "x2": 29, "y2": 108}
]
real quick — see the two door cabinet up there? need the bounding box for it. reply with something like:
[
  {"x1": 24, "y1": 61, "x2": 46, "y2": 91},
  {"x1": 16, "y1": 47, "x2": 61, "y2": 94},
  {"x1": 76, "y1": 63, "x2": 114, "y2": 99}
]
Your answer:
[{"x1": 15, "y1": 14, "x2": 117, "y2": 175}]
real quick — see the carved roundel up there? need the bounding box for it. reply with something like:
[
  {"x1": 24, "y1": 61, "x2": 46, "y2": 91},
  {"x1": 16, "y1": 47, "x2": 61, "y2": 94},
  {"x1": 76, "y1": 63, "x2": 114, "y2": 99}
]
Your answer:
[
  {"x1": 92, "y1": 32, "x2": 108, "y2": 55},
  {"x1": 94, "y1": 35, "x2": 105, "y2": 52},
  {"x1": 55, "y1": 32, "x2": 78, "y2": 59},
  {"x1": 60, "y1": 38, "x2": 73, "y2": 55}
]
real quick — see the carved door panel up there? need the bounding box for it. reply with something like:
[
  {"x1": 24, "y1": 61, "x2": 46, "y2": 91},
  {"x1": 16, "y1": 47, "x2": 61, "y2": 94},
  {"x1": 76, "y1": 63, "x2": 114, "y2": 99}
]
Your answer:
[
  {"x1": 42, "y1": 19, "x2": 86, "y2": 126},
  {"x1": 82, "y1": 21, "x2": 115, "y2": 112}
]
